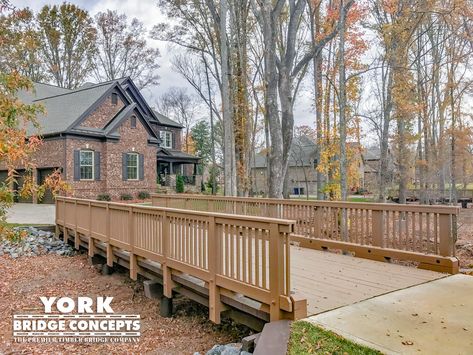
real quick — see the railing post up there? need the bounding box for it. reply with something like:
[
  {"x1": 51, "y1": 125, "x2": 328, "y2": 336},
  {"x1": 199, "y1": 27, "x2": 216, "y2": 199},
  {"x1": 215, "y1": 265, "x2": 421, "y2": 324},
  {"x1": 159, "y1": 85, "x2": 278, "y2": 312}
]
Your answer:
[
  {"x1": 162, "y1": 211, "x2": 175, "y2": 298},
  {"x1": 269, "y1": 223, "x2": 283, "y2": 321},
  {"x1": 55, "y1": 199, "x2": 60, "y2": 238},
  {"x1": 208, "y1": 199, "x2": 213, "y2": 212},
  {"x1": 439, "y1": 213, "x2": 454, "y2": 256},
  {"x1": 74, "y1": 200, "x2": 80, "y2": 250},
  {"x1": 372, "y1": 210, "x2": 384, "y2": 248},
  {"x1": 129, "y1": 206, "x2": 138, "y2": 280},
  {"x1": 88, "y1": 201, "x2": 94, "y2": 257},
  {"x1": 208, "y1": 216, "x2": 222, "y2": 323},
  {"x1": 106, "y1": 203, "x2": 113, "y2": 267}
]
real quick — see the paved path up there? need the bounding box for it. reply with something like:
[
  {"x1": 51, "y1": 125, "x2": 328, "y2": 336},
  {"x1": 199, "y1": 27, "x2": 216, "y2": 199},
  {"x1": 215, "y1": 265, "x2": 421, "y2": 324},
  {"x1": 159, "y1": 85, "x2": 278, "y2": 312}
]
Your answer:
[
  {"x1": 307, "y1": 274, "x2": 473, "y2": 354},
  {"x1": 6, "y1": 203, "x2": 55, "y2": 225}
]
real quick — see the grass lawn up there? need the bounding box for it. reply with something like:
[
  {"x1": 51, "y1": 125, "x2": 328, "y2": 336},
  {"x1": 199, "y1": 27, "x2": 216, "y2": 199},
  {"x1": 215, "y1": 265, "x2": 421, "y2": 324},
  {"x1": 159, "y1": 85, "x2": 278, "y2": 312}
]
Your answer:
[
  {"x1": 347, "y1": 196, "x2": 375, "y2": 203},
  {"x1": 288, "y1": 321, "x2": 381, "y2": 355},
  {"x1": 5, "y1": 223, "x2": 51, "y2": 227}
]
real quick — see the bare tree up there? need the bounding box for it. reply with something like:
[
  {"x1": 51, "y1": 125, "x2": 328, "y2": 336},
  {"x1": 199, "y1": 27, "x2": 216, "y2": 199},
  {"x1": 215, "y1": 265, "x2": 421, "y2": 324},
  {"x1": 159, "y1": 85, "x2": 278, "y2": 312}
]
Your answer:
[
  {"x1": 93, "y1": 10, "x2": 160, "y2": 89},
  {"x1": 157, "y1": 87, "x2": 198, "y2": 153}
]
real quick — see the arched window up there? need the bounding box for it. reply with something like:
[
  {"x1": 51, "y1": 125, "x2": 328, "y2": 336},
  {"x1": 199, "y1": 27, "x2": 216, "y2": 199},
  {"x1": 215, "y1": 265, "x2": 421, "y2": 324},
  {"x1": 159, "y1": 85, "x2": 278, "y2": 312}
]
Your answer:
[{"x1": 130, "y1": 115, "x2": 137, "y2": 128}]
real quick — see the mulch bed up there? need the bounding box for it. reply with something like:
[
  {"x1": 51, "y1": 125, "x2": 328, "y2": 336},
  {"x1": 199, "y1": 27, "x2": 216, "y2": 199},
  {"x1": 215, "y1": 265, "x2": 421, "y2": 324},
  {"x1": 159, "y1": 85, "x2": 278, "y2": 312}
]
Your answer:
[{"x1": 0, "y1": 253, "x2": 249, "y2": 354}]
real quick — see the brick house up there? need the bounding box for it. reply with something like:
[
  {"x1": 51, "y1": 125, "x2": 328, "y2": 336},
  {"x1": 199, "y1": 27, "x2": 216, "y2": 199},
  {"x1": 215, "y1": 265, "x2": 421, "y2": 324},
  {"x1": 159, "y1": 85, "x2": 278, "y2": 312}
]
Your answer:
[
  {"x1": 0, "y1": 78, "x2": 199, "y2": 203},
  {"x1": 251, "y1": 136, "x2": 364, "y2": 196}
]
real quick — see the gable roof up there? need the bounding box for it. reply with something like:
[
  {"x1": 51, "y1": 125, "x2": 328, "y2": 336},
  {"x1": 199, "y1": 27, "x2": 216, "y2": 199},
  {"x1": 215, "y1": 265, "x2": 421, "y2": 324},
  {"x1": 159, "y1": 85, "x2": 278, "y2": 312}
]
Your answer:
[
  {"x1": 18, "y1": 78, "x2": 162, "y2": 143},
  {"x1": 28, "y1": 82, "x2": 115, "y2": 136}
]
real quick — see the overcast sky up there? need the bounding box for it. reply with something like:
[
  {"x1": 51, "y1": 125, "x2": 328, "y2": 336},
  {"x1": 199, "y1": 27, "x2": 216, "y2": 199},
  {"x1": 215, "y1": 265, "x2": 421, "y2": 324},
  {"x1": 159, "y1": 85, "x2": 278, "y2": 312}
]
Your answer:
[{"x1": 13, "y1": 0, "x2": 316, "y2": 127}]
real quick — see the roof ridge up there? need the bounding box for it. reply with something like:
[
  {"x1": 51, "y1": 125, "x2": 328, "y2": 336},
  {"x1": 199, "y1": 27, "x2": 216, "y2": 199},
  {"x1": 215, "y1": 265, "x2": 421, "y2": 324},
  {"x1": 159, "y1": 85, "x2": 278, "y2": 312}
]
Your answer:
[
  {"x1": 33, "y1": 81, "x2": 117, "y2": 102},
  {"x1": 32, "y1": 81, "x2": 72, "y2": 90}
]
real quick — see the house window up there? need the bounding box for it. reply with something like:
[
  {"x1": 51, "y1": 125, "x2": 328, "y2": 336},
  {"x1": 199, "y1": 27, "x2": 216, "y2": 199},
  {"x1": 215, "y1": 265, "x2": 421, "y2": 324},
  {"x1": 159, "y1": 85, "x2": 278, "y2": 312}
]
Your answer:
[
  {"x1": 130, "y1": 115, "x2": 136, "y2": 128},
  {"x1": 126, "y1": 153, "x2": 139, "y2": 180},
  {"x1": 160, "y1": 131, "x2": 172, "y2": 148},
  {"x1": 80, "y1": 150, "x2": 94, "y2": 180},
  {"x1": 111, "y1": 93, "x2": 118, "y2": 105}
]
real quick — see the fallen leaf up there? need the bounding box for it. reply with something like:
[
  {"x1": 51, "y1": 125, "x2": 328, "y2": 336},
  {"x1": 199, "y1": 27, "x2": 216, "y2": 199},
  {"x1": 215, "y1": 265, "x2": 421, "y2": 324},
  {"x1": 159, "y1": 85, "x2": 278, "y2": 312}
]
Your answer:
[{"x1": 402, "y1": 341, "x2": 414, "y2": 346}]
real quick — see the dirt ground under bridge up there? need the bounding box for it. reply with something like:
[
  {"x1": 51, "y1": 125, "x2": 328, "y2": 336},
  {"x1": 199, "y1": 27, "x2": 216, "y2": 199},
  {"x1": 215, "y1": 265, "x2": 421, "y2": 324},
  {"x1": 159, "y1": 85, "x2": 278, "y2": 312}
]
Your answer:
[
  {"x1": 457, "y1": 209, "x2": 473, "y2": 270},
  {"x1": 0, "y1": 253, "x2": 250, "y2": 354}
]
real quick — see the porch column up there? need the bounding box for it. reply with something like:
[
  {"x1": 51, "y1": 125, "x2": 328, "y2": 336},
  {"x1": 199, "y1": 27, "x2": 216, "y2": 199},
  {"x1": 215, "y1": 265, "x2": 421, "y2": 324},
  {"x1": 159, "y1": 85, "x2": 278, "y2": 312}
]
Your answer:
[
  {"x1": 169, "y1": 162, "x2": 173, "y2": 174},
  {"x1": 193, "y1": 163, "x2": 197, "y2": 175}
]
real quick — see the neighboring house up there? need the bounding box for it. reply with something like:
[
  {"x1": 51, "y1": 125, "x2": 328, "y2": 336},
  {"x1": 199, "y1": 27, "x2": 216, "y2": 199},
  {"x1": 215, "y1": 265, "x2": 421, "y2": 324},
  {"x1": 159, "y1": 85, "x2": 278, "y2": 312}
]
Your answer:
[
  {"x1": 0, "y1": 78, "x2": 200, "y2": 203},
  {"x1": 362, "y1": 146, "x2": 394, "y2": 192},
  {"x1": 251, "y1": 136, "x2": 319, "y2": 196},
  {"x1": 251, "y1": 136, "x2": 364, "y2": 196}
]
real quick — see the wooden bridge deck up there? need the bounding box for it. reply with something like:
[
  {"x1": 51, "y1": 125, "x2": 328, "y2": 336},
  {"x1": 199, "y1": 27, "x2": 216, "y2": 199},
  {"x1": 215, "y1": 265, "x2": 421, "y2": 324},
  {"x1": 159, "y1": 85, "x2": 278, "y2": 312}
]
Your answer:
[
  {"x1": 56, "y1": 196, "x2": 455, "y2": 329},
  {"x1": 291, "y1": 246, "x2": 445, "y2": 315}
]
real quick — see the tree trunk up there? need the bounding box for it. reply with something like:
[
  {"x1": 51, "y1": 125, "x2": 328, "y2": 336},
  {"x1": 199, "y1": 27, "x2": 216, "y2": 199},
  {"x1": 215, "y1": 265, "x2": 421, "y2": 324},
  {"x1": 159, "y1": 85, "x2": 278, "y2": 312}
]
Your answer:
[
  {"x1": 339, "y1": 0, "x2": 348, "y2": 202},
  {"x1": 220, "y1": 0, "x2": 237, "y2": 196},
  {"x1": 261, "y1": 0, "x2": 284, "y2": 198}
]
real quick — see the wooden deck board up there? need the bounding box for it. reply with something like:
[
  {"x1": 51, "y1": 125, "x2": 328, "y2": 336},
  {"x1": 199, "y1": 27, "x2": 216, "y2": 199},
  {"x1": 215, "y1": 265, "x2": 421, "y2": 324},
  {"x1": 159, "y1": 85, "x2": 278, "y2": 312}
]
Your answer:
[{"x1": 290, "y1": 246, "x2": 445, "y2": 316}]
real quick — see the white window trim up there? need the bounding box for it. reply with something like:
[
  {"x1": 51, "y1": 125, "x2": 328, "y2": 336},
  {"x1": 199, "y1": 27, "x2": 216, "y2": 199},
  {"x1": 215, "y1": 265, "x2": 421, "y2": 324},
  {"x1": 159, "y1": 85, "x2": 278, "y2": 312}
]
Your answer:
[
  {"x1": 160, "y1": 131, "x2": 173, "y2": 149},
  {"x1": 127, "y1": 152, "x2": 139, "y2": 181},
  {"x1": 80, "y1": 150, "x2": 94, "y2": 181}
]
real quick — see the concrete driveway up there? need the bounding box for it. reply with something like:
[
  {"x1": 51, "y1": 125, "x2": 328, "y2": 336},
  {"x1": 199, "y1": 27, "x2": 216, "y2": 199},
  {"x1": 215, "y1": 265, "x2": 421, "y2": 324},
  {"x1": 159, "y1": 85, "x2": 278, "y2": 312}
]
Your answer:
[
  {"x1": 308, "y1": 274, "x2": 473, "y2": 354},
  {"x1": 6, "y1": 203, "x2": 55, "y2": 225}
]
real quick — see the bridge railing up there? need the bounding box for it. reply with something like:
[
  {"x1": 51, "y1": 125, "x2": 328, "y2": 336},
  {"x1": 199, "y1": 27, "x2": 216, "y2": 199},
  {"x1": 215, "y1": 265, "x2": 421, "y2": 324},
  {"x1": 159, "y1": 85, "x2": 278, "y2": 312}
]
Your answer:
[
  {"x1": 151, "y1": 194, "x2": 460, "y2": 273},
  {"x1": 55, "y1": 196, "x2": 303, "y2": 322}
]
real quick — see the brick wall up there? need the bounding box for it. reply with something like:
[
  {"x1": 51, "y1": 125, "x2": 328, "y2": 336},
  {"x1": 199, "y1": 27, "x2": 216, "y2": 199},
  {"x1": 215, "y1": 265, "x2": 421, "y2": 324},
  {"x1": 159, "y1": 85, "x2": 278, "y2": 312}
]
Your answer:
[
  {"x1": 1, "y1": 92, "x2": 159, "y2": 202},
  {"x1": 79, "y1": 93, "x2": 124, "y2": 129},
  {"x1": 0, "y1": 138, "x2": 65, "y2": 171},
  {"x1": 66, "y1": 114, "x2": 157, "y2": 200},
  {"x1": 157, "y1": 126, "x2": 182, "y2": 150}
]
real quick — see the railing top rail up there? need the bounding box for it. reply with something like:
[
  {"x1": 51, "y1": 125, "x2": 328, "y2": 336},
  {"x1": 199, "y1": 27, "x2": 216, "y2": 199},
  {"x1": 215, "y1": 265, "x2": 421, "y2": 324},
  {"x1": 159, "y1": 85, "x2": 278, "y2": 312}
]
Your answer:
[
  {"x1": 56, "y1": 196, "x2": 296, "y2": 227},
  {"x1": 150, "y1": 193, "x2": 460, "y2": 215}
]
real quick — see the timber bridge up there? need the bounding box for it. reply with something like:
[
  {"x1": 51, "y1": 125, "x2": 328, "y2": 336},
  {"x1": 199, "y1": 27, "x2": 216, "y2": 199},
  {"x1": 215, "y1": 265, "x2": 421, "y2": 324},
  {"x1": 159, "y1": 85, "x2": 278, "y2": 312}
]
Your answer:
[{"x1": 55, "y1": 194, "x2": 459, "y2": 329}]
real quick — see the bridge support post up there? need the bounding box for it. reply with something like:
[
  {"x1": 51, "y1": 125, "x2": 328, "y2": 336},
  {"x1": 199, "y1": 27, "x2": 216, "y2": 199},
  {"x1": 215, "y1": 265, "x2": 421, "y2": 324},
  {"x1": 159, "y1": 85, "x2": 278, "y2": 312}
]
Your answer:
[
  {"x1": 63, "y1": 228, "x2": 68, "y2": 243},
  {"x1": 101, "y1": 264, "x2": 113, "y2": 275},
  {"x1": 160, "y1": 296, "x2": 173, "y2": 317},
  {"x1": 74, "y1": 230, "x2": 80, "y2": 250}
]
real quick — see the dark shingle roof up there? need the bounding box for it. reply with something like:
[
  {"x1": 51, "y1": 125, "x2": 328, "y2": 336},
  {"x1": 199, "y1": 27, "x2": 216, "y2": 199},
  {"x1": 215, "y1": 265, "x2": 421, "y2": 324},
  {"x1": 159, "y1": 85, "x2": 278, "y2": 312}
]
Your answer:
[
  {"x1": 152, "y1": 110, "x2": 184, "y2": 128},
  {"x1": 363, "y1": 147, "x2": 381, "y2": 160},
  {"x1": 24, "y1": 82, "x2": 115, "y2": 136},
  {"x1": 157, "y1": 148, "x2": 199, "y2": 161}
]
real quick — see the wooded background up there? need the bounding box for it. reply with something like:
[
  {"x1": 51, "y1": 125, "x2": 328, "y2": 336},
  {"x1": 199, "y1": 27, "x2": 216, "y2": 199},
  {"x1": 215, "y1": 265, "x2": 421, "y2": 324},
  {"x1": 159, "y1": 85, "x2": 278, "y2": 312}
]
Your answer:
[{"x1": 2, "y1": 0, "x2": 472, "y2": 203}]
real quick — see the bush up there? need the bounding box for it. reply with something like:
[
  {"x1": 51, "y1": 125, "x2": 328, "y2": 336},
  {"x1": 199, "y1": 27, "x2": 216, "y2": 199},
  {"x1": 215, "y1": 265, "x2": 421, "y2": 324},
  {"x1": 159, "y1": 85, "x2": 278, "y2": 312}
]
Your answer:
[
  {"x1": 137, "y1": 191, "x2": 150, "y2": 199},
  {"x1": 120, "y1": 193, "x2": 133, "y2": 201},
  {"x1": 176, "y1": 175, "x2": 185, "y2": 193},
  {"x1": 97, "y1": 193, "x2": 111, "y2": 201}
]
